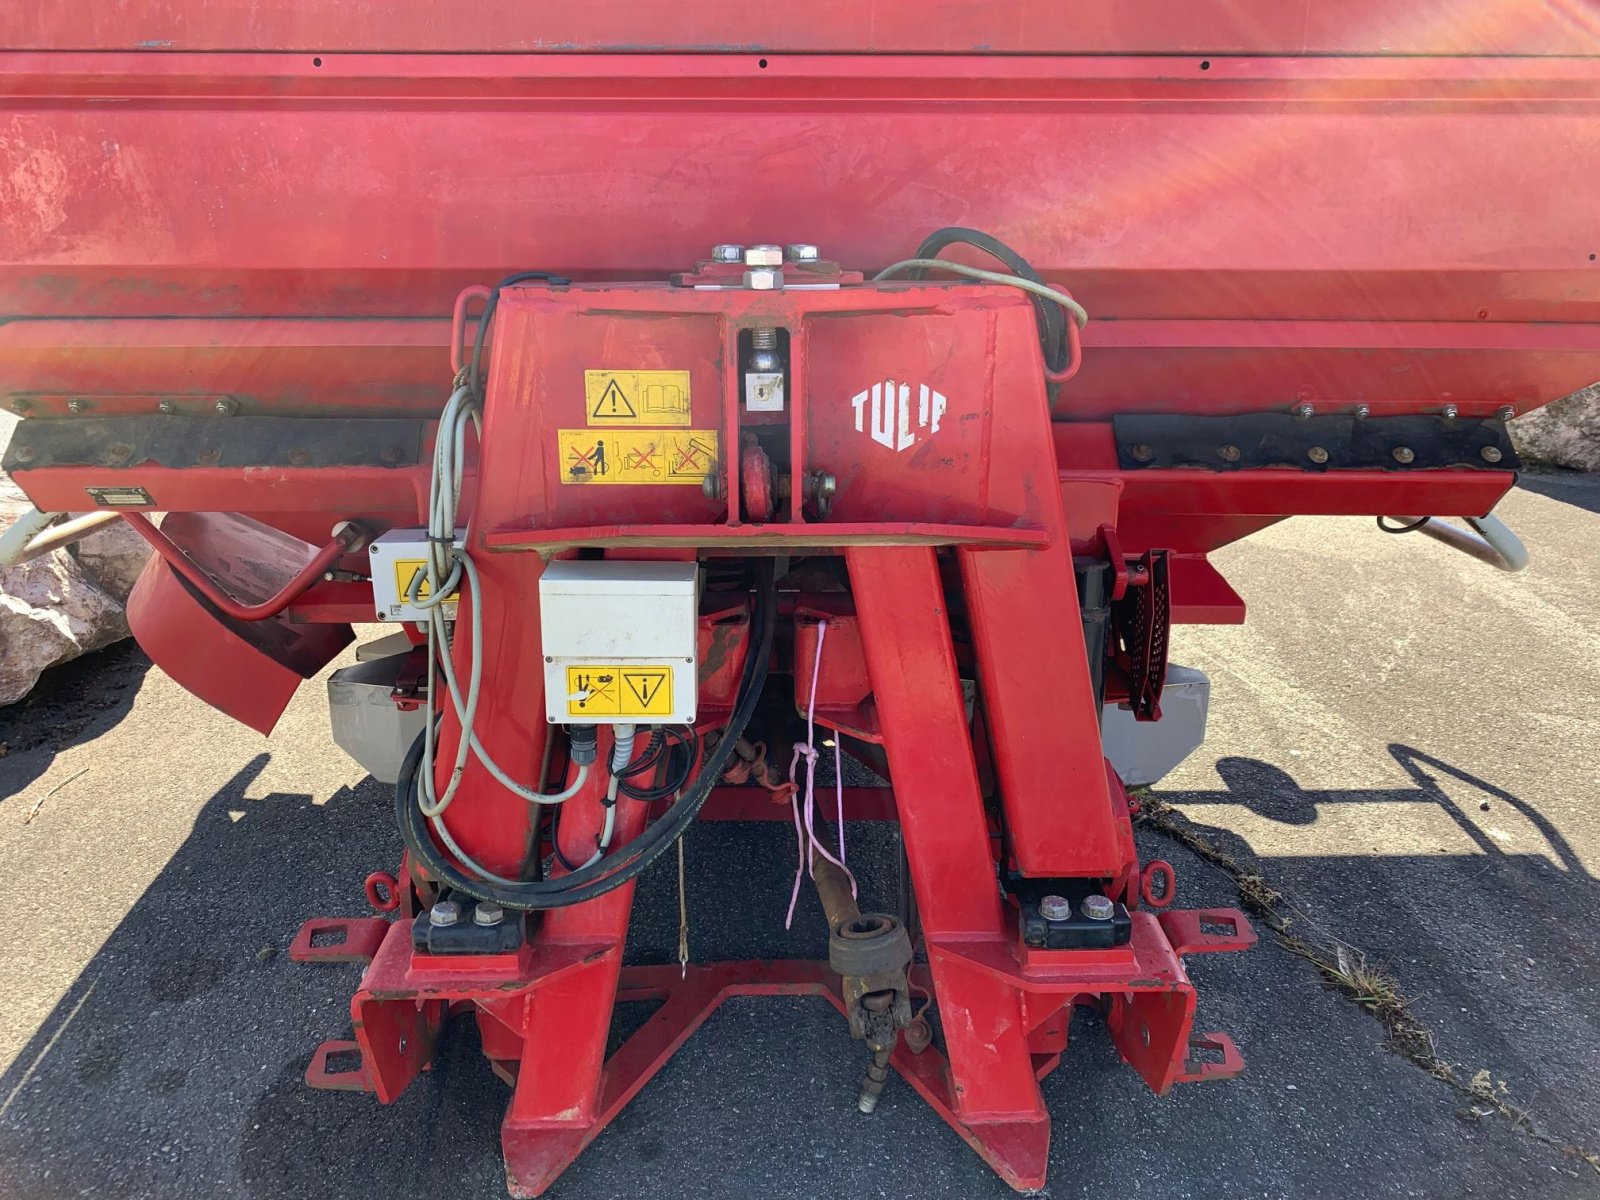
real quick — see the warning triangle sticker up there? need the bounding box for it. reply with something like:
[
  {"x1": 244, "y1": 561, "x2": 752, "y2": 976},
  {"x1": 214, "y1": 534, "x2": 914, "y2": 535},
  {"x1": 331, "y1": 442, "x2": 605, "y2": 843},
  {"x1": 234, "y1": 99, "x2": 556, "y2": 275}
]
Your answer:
[
  {"x1": 592, "y1": 378, "x2": 637, "y2": 420},
  {"x1": 623, "y1": 671, "x2": 665, "y2": 708}
]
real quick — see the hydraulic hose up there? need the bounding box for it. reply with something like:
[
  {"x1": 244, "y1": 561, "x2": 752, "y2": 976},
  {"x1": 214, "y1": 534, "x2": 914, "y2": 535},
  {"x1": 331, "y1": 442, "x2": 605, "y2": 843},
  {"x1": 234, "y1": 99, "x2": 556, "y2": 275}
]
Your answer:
[{"x1": 395, "y1": 558, "x2": 776, "y2": 910}]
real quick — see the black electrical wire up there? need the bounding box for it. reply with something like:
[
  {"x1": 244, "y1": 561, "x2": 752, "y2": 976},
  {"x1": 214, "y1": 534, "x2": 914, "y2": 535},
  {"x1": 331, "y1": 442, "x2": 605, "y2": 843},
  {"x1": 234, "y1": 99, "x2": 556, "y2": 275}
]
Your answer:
[
  {"x1": 1377, "y1": 515, "x2": 1432, "y2": 534},
  {"x1": 905, "y1": 227, "x2": 1069, "y2": 377},
  {"x1": 468, "y1": 270, "x2": 572, "y2": 402},
  {"x1": 395, "y1": 559, "x2": 776, "y2": 909},
  {"x1": 615, "y1": 726, "x2": 699, "y2": 802}
]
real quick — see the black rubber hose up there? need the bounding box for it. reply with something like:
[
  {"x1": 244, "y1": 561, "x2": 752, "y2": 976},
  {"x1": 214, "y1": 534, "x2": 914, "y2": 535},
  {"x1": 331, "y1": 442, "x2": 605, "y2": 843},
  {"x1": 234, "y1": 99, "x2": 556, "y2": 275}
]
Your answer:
[
  {"x1": 395, "y1": 559, "x2": 776, "y2": 909},
  {"x1": 907, "y1": 227, "x2": 1068, "y2": 375},
  {"x1": 468, "y1": 270, "x2": 571, "y2": 401}
]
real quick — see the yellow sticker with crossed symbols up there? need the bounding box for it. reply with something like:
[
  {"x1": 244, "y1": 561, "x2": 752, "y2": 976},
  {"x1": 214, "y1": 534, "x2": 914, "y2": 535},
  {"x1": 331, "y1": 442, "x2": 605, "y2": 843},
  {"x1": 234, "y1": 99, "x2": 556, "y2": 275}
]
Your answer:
[
  {"x1": 585, "y1": 370, "x2": 692, "y2": 426},
  {"x1": 557, "y1": 429, "x2": 718, "y2": 486},
  {"x1": 565, "y1": 665, "x2": 674, "y2": 718}
]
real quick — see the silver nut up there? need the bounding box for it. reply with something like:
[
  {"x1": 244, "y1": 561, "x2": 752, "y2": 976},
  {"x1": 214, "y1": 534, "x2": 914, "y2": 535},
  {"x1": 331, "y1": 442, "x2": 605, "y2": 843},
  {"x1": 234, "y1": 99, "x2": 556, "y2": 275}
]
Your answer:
[
  {"x1": 67, "y1": 399, "x2": 85, "y2": 413},
  {"x1": 1129, "y1": 443, "x2": 1155, "y2": 463},
  {"x1": 711, "y1": 244, "x2": 744, "y2": 263},
  {"x1": 1393, "y1": 446, "x2": 1415, "y2": 464},
  {"x1": 701, "y1": 471, "x2": 726, "y2": 500},
  {"x1": 1307, "y1": 446, "x2": 1329, "y2": 464},
  {"x1": 1496, "y1": 405, "x2": 1516, "y2": 422},
  {"x1": 744, "y1": 244, "x2": 783, "y2": 267},
  {"x1": 1039, "y1": 894, "x2": 1073, "y2": 922},
  {"x1": 1442, "y1": 403, "x2": 1459, "y2": 419},
  {"x1": 1294, "y1": 402, "x2": 1315, "y2": 420},
  {"x1": 1082, "y1": 894, "x2": 1115, "y2": 921},
  {"x1": 744, "y1": 267, "x2": 783, "y2": 291},
  {"x1": 785, "y1": 243, "x2": 820, "y2": 263},
  {"x1": 158, "y1": 400, "x2": 175, "y2": 414},
  {"x1": 473, "y1": 901, "x2": 505, "y2": 927},
  {"x1": 1354, "y1": 403, "x2": 1371, "y2": 419},
  {"x1": 428, "y1": 900, "x2": 462, "y2": 927},
  {"x1": 214, "y1": 397, "x2": 238, "y2": 416},
  {"x1": 748, "y1": 348, "x2": 782, "y2": 373},
  {"x1": 1217, "y1": 444, "x2": 1241, "y2": 463},
  {"x1": 1480, "y1": 445, "x2": 1504, "y2": 464}
]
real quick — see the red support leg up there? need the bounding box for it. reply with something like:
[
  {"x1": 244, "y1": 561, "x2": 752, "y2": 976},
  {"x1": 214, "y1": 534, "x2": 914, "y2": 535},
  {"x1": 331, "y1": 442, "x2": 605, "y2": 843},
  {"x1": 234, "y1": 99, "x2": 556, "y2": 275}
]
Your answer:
[
  {"x1": 958, "y1": 543, "x2": 1126, "y2": 879},
  {"x1": 846, "y1": 544, "x2": 1052, "y2": 1191}
]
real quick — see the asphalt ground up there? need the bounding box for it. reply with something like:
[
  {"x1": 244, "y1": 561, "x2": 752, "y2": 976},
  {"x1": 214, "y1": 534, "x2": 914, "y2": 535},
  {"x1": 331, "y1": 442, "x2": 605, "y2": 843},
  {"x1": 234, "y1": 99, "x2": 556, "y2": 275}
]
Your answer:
[{"x1": 0, "y1": 473, "x2": 1595, "y2": 1199}]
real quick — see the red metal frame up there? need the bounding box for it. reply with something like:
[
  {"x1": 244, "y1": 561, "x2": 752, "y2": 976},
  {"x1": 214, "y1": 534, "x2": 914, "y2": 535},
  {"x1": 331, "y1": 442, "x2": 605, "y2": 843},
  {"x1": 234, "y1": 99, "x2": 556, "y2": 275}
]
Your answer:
[{"x1": 5, "y1": 17, "x2": 1598, "y2": 1197}]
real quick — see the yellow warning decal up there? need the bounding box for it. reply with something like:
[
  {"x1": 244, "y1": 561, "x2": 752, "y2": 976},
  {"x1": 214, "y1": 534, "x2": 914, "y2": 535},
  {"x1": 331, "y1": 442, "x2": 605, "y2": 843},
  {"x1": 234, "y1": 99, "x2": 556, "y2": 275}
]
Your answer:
[
  {"x1": 392, "y1": 559, "x2": 457, "y2": 607},
  {"x1": 584, "y1": 370, "x2": 692, "y2": 426},
  {"x1": 557, "y1": 428, "x2": 718, "y2": 486},
  {"x1": 565, "y1": 665, "x2": 674, "y2": 718}
]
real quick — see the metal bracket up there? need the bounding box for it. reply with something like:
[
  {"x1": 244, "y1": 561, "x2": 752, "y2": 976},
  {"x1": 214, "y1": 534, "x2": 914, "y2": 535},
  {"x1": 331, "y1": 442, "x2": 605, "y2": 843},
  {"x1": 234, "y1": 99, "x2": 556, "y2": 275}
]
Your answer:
[
  {"x1": 289, "y1": 916, "x2": 390, "y2": 964},
  {"x1": 1157, "y1": 907, "x2": 1258, "y2": 956},
  {"x1": 306, "y1": 1040, "x2": 375, "y2": 1093},
  {"x1": 1175, "y1": 1031, "x2": 1246, "y2": 1084},
  {"x1": 1113, "y1": 412, "x2": 1518, "y2": 472}
]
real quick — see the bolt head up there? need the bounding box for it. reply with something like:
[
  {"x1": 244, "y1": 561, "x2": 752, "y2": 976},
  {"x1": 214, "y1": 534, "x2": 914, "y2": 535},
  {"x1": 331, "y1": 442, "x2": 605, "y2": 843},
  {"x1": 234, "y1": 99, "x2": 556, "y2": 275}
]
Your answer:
[
  {"x1": 1307, "y1": 446, "x2": 1329, "y2": 465},
  {"x1": 428, "y1": 900, "x2": 461, "y2": 927},
  {"x1": 711, "y1": 243, "x2": 744, "y2": 263},
  {"x1": 1442, "y1": 403, "x2": 1459, "y2": 420},
  {"x1": 13, "y1": 445, "x2": 36, "y2": 463},
  {"x1": 1393, "y1": 446, "x2": 1416, "y2": 464},
  {"x1": 701, "y1": 471, "x2": 726, "y2": 500},
  {"x1": 1294, "y1": 402, "x2": 1315, "y2": 420},
  {"x1": 158, "y1": 400, "x2": 175, "y2": 414},
  {"x1": 812, "y1": 471, "x2": 837, "y2": 499},
  {"x1": 748, "y1": 348, "x2": 782, "y2": 373},
  {"x1": 1480, "y1": 445, "x2": 1504, "y2": 464},
  {"x1": 1217, "y1": 444, "x2": 1241, "y2": 463},
  {"x1": 744, "y1": 267, "x2": 783, "y2": 291},
  {"x1": 1354, "y1": 404, "x2": 1371, "y2": 419},
  {"x1": 744, "y1": 244, "x2": 784, "y2": 267},
  {"x1": 67, "y1": 399, "x2": 85, "y2": 413},
  {"x1": 1082, "y1": 894, "x2": 1115, "y2": 921},
  {"x1": 1496, "y1": 405, "x2": 1516, "y2": 422},
  {"x1": 785, "y1": 243, "x2": 820, "y2": 263},
  {"x1": 473, "y1": 901, "x2": 505, "y2": 927},
  {"x1": 214, "y1": 397, "x2": 238, "y2": 416},
  {"x1": 1039, "y1": 894, "x2": 1073, "y2": 922},
  {"x1": 1129, "y1": 443, "x2": 1155, "y2": 463}
]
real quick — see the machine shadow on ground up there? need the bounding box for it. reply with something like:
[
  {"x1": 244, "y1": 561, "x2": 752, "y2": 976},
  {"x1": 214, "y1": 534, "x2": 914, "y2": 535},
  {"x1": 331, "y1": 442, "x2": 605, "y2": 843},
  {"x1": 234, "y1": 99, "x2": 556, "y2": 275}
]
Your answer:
[
  {"x1": 0, "y1": 740, "x2": 1594, "y2": 1199},
  {"x1": 0, "y1": 642, "x2": 150, "y2": 804}
]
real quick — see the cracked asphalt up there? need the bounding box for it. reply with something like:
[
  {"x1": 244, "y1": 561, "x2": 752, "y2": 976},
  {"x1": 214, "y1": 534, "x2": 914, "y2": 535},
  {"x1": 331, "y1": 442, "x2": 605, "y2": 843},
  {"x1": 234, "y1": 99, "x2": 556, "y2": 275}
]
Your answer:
[{"x1": 0, "y1": 473, "x2": 1595, "y2": 1199}]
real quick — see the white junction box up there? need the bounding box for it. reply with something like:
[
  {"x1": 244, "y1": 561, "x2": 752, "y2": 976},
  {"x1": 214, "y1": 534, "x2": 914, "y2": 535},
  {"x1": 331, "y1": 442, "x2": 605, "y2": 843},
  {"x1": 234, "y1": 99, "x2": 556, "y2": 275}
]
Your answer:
[
  {"x1": 539, "y1": 560, "x2": 700, "y2": 726},
  {"x1": 369, "y1": 528, "x2": 463, "y2": 622}
]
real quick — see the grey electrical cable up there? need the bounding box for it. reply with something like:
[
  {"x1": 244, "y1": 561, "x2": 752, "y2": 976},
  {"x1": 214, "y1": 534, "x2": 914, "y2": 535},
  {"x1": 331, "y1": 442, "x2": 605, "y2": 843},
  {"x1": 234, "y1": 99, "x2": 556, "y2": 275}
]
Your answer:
[{"x1": 873, "y1": 258, "x2": 1089, "y2": 329}]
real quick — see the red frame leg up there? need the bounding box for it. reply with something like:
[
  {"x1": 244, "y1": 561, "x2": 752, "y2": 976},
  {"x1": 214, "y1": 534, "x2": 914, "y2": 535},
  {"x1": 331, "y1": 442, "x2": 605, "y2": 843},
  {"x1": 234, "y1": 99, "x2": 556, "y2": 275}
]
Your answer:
[{"x1": 847, "y1": 544, "x2": 1053, "y2": 1190}]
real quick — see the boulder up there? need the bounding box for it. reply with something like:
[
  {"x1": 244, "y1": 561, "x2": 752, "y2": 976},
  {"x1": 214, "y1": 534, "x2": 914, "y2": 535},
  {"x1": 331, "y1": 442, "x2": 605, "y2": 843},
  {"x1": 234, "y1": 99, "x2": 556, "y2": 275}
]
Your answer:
[
  {"x1": 1509, "y1": 384, "x2": 1600, "y2": 473},
  {"x1": 0, "y1": 455, "x2": 151, "y2": 705}
]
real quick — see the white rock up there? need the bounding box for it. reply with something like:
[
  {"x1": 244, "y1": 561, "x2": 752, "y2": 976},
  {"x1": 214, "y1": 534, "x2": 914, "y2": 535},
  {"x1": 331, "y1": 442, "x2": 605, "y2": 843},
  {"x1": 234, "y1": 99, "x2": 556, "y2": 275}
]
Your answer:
[
  {"x1": 0, "y1": 538, "x2": 130, "y2": 705},
  {"x1": 1, "y1": 443, "x2": 146, "y2": 704},
  {"x1": 69, "y1": 515, "x2": 151, "y2": 601},
  {"x1": 1509, "y1": 384, "x2": 1600, "y2": 472}
]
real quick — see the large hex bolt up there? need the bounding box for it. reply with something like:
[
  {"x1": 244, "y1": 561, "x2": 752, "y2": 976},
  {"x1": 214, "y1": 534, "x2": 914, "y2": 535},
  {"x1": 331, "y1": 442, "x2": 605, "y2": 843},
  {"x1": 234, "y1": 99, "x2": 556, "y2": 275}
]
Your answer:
[{"x1": 745, "y1": 267, "x2": 783, "y2": 290}]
